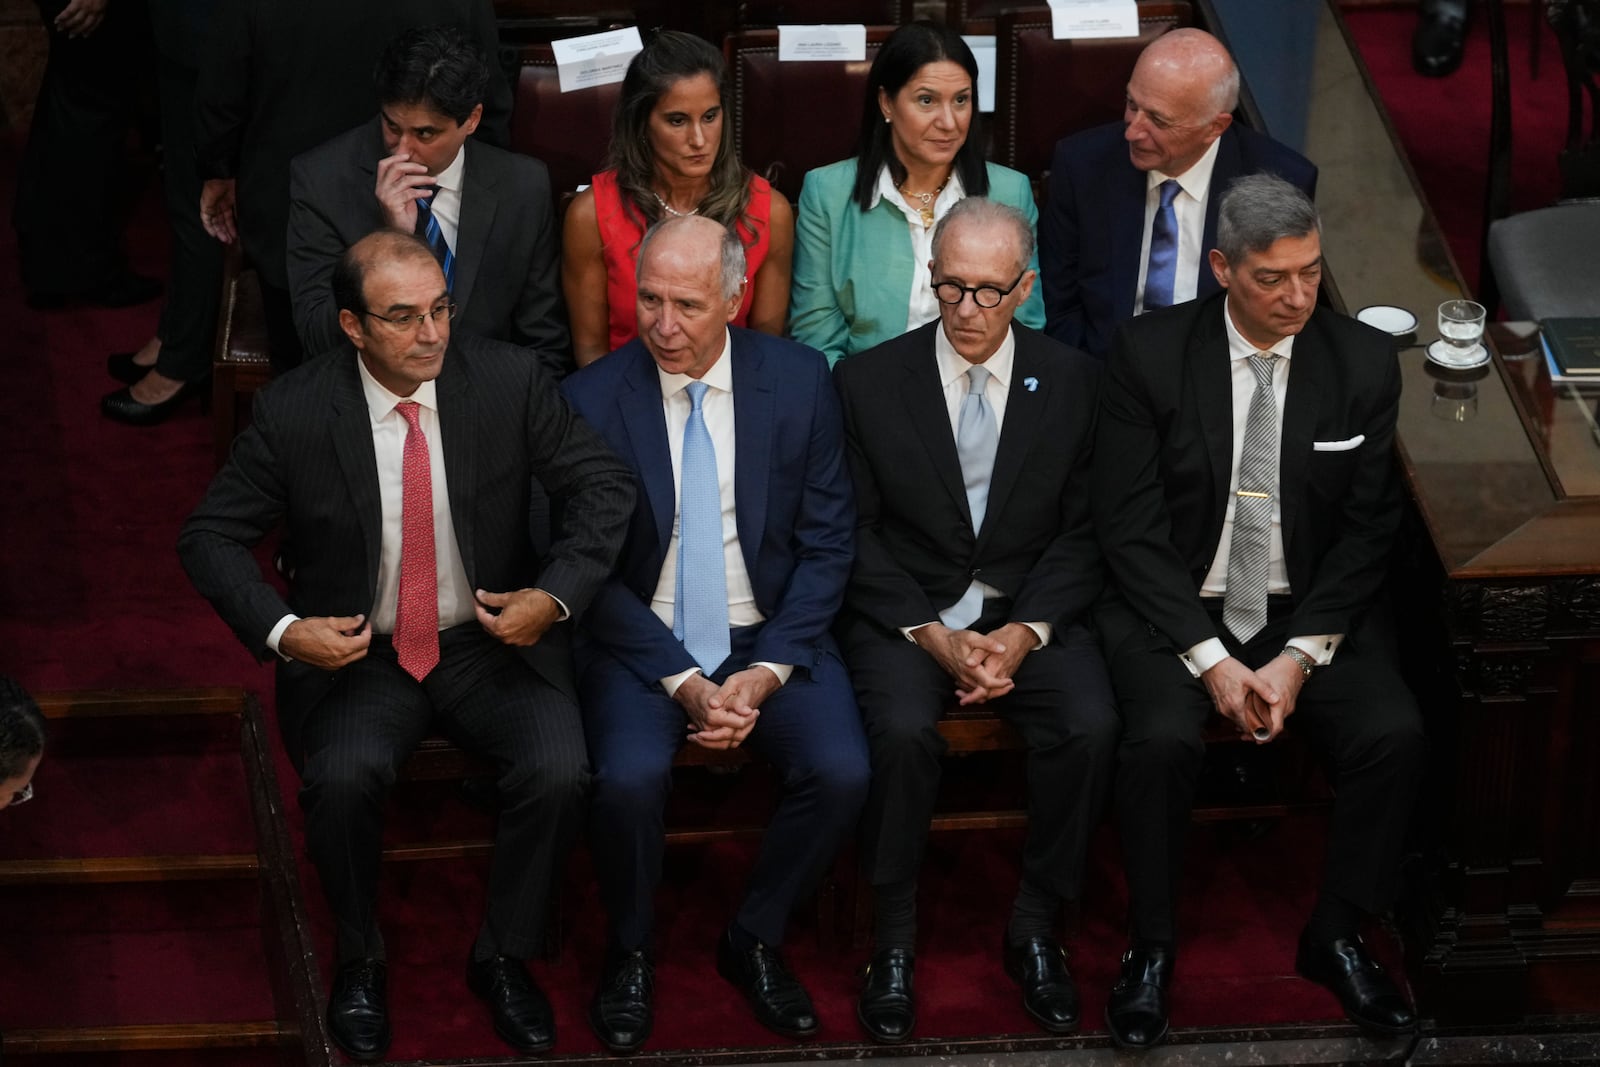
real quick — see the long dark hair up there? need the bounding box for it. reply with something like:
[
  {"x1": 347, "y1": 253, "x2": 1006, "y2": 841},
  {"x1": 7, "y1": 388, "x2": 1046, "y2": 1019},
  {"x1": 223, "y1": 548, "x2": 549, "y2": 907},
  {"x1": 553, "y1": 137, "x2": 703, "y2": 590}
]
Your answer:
[
  {"x1": 851, "y1": 21, "x2": 989, "y2": 211},
  {"x1": 606, "y1": 31, "x2": 755, "y2": 236},
  {"x1": 0, "y1": 676, "x2": 44, "y2": 783}
]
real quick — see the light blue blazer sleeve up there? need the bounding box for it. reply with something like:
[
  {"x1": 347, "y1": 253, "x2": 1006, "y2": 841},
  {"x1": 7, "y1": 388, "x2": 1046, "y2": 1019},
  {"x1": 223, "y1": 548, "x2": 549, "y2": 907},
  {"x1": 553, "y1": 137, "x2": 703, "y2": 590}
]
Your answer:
[{"x1": 789, "y1": 159, "x2": 1045, "y2": 366}]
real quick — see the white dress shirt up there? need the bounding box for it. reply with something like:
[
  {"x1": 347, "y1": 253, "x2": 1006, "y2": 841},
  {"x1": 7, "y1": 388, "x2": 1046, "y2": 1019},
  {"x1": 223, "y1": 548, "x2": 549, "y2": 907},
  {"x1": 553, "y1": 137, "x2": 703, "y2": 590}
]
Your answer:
[
  {"x1": 1179, "y1": 298, "x2": 1342, "y2": 677},
  {"x1": 266, "y1": 360, "x2": 476, "y2": 655},
  {"x1": 1133, "y1": 136, "x2": 1221, "y2": 316},
  {"x1": 899, "y1": 325, "x2": 1048, "y2": 651},
  {"x1": 650, "y1": 331, "x2": 792, "y2": 695},
  {"x1": 425, "y1": 145, "x2": 466, "y2": 252},
  {"x1": 870, "y1": 165, "x2": 967, "y2": 335}
]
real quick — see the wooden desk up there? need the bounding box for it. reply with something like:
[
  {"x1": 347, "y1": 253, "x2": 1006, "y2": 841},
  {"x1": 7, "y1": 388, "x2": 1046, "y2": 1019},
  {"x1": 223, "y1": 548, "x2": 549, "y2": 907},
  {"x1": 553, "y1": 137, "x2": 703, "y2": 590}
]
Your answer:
[{"x1": 1203, "y1": 0, "x2": 1600, "y2": 1025}]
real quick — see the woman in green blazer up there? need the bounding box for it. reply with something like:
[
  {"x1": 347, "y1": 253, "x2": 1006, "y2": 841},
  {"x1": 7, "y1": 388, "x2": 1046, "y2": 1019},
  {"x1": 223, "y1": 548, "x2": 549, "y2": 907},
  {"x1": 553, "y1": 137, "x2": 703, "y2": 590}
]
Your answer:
[{"x1": 790, "y1": 22, "x2": 1045, "y2": 366}]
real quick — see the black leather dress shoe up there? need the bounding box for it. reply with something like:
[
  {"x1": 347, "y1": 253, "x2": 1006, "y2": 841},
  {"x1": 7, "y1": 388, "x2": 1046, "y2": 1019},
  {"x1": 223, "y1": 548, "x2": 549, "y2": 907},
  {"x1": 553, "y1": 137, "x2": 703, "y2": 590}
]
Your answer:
[
  {"x1": 467, "y1": 954, "x2": 556, "y2": 1053},
  {"x1": 590, "y1": 949, "x2": 654, "y2": 1053},
  {"x1": 1105, "y1": 943, "x2": 1173, "y2": 1049},
  {"x1": 857, "y1": 947, "x2": 915, "y2": 1043},
  {"x1": 327, "y1": 958, "x2": 390, "y2": 1062},
  {"x1": 715, "y1": 927, "x2": 819, "y2": 1038},
  {"x1": 100, "y1": 378, "x2": 207, "y2": 426},
  {"x1": 1002, "y1": 935, "x2": 1079, "y2": 1034},
  {"x1": 106, "y1": 351, "x2": 155, "y2": 385},
  {"x1": 1295, "y1": 933, "x2": 1418, "y2": 1036},
  {"x1": 1412, "y1": 0, "x2": 1469, "y2": 77}
]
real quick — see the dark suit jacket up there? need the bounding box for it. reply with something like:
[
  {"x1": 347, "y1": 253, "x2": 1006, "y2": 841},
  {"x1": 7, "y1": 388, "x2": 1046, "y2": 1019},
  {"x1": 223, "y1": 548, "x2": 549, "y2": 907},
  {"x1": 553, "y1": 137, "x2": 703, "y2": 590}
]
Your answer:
[
  {"x1": 1039, "y1": 122, "x2": 1318, "y2": 359},
  {"x1": 834, "y1": 321, "x2": 1103, "y2": 636},
  {"x1": 287, "y1": 119, "x2": 569, "y2": 378},
  {"x1": 559, "y1": 329, "x2": 856, "y2": 686},
  {"x1": 1091, "y1": 293, "x2": 1402, "y2": 655},
  {"x1": 177, "y1": 333, "x2": 635, "y2": 754},
  {"x1": 194, "y1": 0, "x2": 511, "y2": 288}
]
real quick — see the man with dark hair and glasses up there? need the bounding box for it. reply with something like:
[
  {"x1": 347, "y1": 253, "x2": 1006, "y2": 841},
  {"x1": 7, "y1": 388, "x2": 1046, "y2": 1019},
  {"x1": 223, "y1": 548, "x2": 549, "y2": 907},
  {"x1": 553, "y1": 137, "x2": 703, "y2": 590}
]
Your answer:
[
  {"x1": 287, "y1": 25, "x2": 569, "y2": 378},
  {"x1": 833, "y1": 196, "x2": 1117, "y2": 1044},
  {"x1": 0, "y1": 676, "x2": 46, "y2": 812},
  {"x1": 179, "y1": 230, "x2": 634, "y2": 1060}
]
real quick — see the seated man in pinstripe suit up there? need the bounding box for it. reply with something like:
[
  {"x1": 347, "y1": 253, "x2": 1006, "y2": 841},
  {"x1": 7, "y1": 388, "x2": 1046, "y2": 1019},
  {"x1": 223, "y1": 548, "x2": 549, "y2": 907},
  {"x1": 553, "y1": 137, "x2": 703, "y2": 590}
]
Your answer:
[{"x1": 179, "y1": 230, "x2": 634, "y2": 1061}]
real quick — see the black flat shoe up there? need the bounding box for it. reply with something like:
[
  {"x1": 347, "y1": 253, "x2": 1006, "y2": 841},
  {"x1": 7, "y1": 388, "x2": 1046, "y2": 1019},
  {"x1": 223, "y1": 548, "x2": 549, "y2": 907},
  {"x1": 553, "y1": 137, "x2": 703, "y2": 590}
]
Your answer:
[
  {"x1": 467, "y1": 954, "x2": 556, "y2": 1053},
  {"x1": 100, "y1": 378, "x2": 207, "y2": 426},
  {"x1": 327, "y1": 958, "x2": 390, "y2": 1062},
  {"x1": 590, "y1": 948, "x2": 654, "y2": 1053},
  {"x1": 857, "y1": 947, "x2": 915, "y2": 1043},
  {"x1": 1105, "y1": 943, "x2": 1173, "y2": 1049},
  {"x1": 1002, "y1": 935, "x2": 1080, "y2": 1034},
  {"x1": 1295, "y1": 933, "x2": 1418, "y2": 1036},
  {"x1": 1412, "y1": 5, "x2": 1468, "y2": 77},
  {"x1": 106, "y1": 350, "x2": 158, "y2": 384},
  {"x1": 715, "y1": 926, "x2": 819, "y2": 1039}
]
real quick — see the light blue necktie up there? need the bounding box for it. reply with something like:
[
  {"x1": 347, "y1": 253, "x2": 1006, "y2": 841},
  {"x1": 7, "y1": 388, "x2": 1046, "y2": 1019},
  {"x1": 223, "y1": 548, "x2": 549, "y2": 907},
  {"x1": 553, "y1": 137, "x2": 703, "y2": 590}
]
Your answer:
[
  {"x1": 942, "y1": 365, "x2": 999, "y2": 631},
  {"x1": 1143, "y1": 179, "x2": 1181, "y2": 312},
  {"x1": 415, "y1": 196, "x2": 456, "y2": 292},
  {"x1": 673, "y1": 381, "x2": 731, "y2": 674}
]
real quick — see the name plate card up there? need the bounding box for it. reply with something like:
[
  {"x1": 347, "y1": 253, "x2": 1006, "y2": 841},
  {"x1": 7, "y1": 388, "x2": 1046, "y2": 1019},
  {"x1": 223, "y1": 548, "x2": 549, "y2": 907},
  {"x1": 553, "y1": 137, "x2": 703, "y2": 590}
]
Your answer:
[
  {"x1": 552, "y1": 26, "x2": 644, "y2": 93},
  {"x1": 1046, "y1": 0, "x2": 1140, "y2": 39},
  {"x1": 778, "y1": 24, "x2": 867, "y2": 62}
]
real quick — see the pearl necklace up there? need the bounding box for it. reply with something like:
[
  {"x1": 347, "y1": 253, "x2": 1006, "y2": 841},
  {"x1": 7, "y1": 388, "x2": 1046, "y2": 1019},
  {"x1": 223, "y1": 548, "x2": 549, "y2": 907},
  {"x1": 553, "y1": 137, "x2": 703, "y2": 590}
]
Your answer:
[{"x1": 653, "y1": 191, "x2": 699, "y2": 218}]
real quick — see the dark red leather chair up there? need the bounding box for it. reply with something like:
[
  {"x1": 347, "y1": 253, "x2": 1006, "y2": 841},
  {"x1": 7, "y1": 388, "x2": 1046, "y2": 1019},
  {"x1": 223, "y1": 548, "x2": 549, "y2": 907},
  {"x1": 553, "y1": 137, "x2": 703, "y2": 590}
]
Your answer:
[
  {"x1": 993, "y1": 2, "x2": 1193, "y2": 184},
  {"x1": 725, "y1": 27, "x2": 900, "y2": 205},
  {"x1": 510, "y1": 42, "x2": 626, "y2": 205},
  {"x1": 736, "y1": 0, "x2": 914, "y2": 26}
]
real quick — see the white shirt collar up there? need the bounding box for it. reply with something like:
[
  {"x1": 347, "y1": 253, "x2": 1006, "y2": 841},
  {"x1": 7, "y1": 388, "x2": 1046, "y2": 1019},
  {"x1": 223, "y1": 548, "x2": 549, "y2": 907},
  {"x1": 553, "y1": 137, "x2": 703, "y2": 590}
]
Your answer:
[
  {"x1": 935, "y1": 320, "x2": 1015, "y2": 389},
  {"x1": 432, "y1": 142, "x2": 466, "y2": 194},
  {"x1": 1222, "y1": 295, "x2": 1296, "y2": 362},
  {"x1": 868, "y1": 163, "x2": 967, "y2": 212},
  {"x1": 357, "y1": 355, "x2": 439, "y2": 421},
  {"x1": 1147, "y1": 135, "x2": 1222, "y2": 203},
  {"x1": 655, "y1": 329, "x2": 734, "y2": 399}
]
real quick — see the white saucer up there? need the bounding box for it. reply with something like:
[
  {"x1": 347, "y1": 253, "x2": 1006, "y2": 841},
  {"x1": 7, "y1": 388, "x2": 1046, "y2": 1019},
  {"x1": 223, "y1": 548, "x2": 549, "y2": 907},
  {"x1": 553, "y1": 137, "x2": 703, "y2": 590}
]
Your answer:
[
  {"x1": 1357, "y1": 304, "x2": 1418, "y2": 336},
  {"x1": 1426, "y1": 339, "x2": 1490, "y2": 370}
]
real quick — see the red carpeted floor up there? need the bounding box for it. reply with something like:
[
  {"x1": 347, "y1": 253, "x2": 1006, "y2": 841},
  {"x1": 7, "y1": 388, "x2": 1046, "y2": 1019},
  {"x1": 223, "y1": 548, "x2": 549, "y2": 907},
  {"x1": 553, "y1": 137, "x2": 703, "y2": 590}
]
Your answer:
[{"x1": 0, "y1": 4, "x2": 1566, "y2": 1059}]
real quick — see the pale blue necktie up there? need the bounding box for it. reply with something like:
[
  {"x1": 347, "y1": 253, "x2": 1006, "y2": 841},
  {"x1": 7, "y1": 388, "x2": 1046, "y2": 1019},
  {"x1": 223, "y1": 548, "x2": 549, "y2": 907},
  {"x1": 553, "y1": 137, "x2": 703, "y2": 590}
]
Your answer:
[
  {"x1": 415, "y1": 195, "x2": 456, "y2": 292},
  {"x1": 673, "y1": 381, "x2": 731, "y2": 673},
  {"x1": 1143, "y1": 179, "x2": 1181, "y2": 311},
  {"x1": 1223, "y1": 354, "x2": 1281, "y2": 643},
  {"x1": 942, "y1": 365, "x2": 999, "y2": 631}
]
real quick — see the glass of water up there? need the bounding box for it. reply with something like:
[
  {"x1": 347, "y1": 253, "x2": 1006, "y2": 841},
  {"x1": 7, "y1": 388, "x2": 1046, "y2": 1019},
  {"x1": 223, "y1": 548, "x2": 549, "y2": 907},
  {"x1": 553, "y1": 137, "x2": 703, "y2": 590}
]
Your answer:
[{"x1": 1437, "y1": 299, "x2": 1486, "y2": 361}]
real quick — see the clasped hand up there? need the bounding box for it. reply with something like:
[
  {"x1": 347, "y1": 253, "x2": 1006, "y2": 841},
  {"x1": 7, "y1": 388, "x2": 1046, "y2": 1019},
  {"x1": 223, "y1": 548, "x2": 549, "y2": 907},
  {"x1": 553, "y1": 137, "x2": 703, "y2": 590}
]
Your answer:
[
  {"x1": 1200, "y1": 654, "x2": 1307, "y2": 743},
  {"x1": 674, "y1": 666, "x2": 781, "y2": 750},
  {"x1": 913, "y1": 622, "x2": 1035, "y2": 705}
]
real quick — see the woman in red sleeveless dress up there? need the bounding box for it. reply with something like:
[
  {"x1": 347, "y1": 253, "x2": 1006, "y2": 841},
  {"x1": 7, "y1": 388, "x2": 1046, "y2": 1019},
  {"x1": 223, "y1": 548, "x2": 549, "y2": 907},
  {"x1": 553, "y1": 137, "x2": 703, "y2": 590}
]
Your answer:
[{"x1": 562, "y1": 31, "x2": 794, "y2": 367}]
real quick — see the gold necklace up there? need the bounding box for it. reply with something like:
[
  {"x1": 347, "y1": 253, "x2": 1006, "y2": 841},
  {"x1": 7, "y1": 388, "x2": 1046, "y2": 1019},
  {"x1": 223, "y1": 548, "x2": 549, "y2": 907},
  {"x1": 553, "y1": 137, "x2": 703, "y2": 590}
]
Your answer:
[
  {"x1": 652, "y1": 191, "x2": 699, "y2": 218},
  {"x1": 898, "y1": 175, "x2": 950, "y2": 228}
]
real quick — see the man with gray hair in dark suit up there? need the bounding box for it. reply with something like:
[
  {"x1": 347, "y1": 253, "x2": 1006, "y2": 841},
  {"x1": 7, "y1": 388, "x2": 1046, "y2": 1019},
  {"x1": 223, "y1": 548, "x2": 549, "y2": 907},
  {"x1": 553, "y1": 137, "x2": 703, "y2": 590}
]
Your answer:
[{"x1": 179, "y1": 230, "x2": 634, "y2": 1061}]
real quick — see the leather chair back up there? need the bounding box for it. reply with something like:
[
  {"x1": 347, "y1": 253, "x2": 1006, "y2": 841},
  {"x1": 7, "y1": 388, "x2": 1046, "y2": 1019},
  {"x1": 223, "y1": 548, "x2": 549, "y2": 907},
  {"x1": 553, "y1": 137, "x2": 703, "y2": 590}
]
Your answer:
[
  {"x1": 737, "y1": 0, "x2": 913, "y2": 26},
  {"x1": 511, "y1": 43, "x2": 625, "y2": 204},
  {"x1": 993, "y1": 2, "x2": 1192, "y2": 181}
]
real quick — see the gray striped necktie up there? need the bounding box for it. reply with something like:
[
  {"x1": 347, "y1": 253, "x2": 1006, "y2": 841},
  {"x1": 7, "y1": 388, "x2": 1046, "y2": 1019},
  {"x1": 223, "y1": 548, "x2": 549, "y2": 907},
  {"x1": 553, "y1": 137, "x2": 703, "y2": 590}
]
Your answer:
[{"x1": 1223, "y1": 353, "x2": 1281, "y2": 643}]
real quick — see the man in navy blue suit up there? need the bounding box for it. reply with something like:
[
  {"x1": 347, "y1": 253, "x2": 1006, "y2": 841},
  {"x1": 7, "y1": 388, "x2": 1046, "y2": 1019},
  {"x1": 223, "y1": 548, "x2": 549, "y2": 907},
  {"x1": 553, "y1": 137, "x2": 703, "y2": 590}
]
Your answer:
[
  {"x1": 560, "y1": 215, "x2": 870, "y2": 1053},
  {"x1": 1038, "y1": 29, "x2": 1317, "y2": 359}
]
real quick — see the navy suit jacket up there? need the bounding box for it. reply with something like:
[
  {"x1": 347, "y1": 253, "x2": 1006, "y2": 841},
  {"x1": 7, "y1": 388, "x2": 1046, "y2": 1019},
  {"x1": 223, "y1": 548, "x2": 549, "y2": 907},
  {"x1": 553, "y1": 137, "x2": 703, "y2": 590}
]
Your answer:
[
  {"x1": 560, "y1": 329, "x2": 856, "y2": 687},
  {"x1": 1039, "y1": 121, "x2": 1318, "y2": 359}
]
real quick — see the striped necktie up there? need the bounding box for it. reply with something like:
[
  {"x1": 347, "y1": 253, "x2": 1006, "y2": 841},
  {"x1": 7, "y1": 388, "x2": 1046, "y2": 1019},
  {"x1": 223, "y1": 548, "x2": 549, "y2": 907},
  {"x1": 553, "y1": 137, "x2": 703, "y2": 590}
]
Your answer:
[{"x1": 415, "y1": 195, "x2": 456, "y2": 292}]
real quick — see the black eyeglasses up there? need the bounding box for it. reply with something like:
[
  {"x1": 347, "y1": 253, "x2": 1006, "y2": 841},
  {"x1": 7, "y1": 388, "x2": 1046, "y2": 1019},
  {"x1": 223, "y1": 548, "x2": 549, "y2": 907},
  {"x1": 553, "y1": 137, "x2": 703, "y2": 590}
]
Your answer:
[
  {"x1": 361, "y1": 301, "x2": 457, "y2": 332},
  {"x1": 932, "y1": 269, "x2": 1027, "y2": 309}
]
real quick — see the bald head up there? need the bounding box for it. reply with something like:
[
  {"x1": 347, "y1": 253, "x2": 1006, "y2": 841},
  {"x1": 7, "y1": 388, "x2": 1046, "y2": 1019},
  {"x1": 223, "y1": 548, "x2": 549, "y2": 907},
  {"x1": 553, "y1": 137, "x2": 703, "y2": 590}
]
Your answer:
[
  {"x1": 635, "y1": 215, "x2": 747, "y2": 379},
  {"x1": 332, "y1": 229, "x2": 444, "y2": 317},
  {"x1": 1123, "y1": 28, "x2": 1238, "y2": 176},
  {"x1": 637, "y1": 214, "x2": 747, "y2": 303}
]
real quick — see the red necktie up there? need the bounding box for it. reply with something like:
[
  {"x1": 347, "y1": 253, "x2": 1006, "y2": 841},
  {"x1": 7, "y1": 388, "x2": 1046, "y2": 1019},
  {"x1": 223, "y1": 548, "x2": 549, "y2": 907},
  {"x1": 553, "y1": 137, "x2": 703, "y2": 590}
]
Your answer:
[{"x1": 394, "y1": 401, "x2": 439, "y2": 681}]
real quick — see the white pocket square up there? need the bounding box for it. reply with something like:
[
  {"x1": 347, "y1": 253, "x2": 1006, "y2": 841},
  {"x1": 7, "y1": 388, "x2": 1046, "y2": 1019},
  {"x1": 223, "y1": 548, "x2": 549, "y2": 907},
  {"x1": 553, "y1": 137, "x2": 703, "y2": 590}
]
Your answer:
[{"x1": 1312, "y1": 435, "x2": 1365, "y2": 452}]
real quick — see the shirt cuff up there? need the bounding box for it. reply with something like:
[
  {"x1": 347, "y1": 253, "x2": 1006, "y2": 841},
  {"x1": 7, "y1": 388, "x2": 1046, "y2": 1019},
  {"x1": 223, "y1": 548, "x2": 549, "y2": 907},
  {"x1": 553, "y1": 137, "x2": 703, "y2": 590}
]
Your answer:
[
  {"x1": 751, "y1": 662, "x2": 793, "y2": 686},
  {"x1": 1019, "y1": 622, "x2": 1051, "y2": 649},
  {"x1": 660, "y1": 666, "x2": 701, "y2": 697},
  {"x1": 1288, "y1": 634, "x2": 1343, "y2": 666},
  {"x1": 266, "y1": 614, "x2": 300, "y2": 662},
  {"x1": 900, "y1": 621, "x2": 939, "y2": 643},
  {"x1": 1180, "y1": 636, "x2": 1229, "y2": 679},
  {"x1": 536, "y1": 588, "x2": 571, "y2": 621}
]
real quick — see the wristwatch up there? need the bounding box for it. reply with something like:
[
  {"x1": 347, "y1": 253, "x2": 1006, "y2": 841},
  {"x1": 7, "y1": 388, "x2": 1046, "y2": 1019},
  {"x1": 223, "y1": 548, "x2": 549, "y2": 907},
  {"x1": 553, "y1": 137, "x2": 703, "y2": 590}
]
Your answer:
[{"x1": 1281, "y1": 646, "x2": 1316, "y2": 679}]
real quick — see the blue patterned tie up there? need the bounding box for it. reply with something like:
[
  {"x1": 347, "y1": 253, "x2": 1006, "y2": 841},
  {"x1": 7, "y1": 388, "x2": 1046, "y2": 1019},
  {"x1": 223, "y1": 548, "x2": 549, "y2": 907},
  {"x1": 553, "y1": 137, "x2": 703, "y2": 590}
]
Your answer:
[
  {"x1": 415, "y1": 195, "x2": 456, "y2": 292},
  {"x1": 942, "y1": 365, "x2": 999, "y2": 631},
  {"x1": 1143, "y1": 179, "x2": 1181, "y2": 311},
  {"x1": 673, "y1": 381, "x2": 731, "y2": 674}
]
